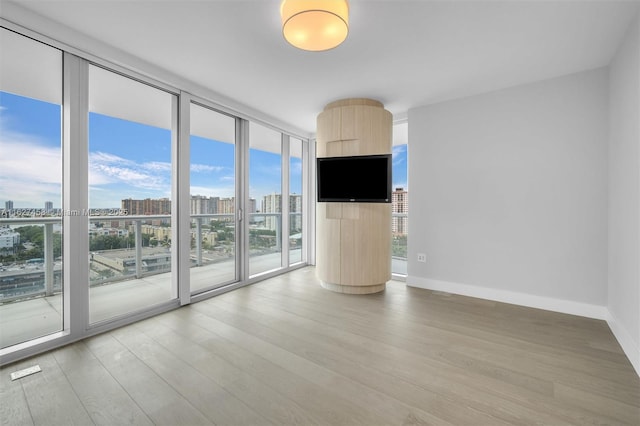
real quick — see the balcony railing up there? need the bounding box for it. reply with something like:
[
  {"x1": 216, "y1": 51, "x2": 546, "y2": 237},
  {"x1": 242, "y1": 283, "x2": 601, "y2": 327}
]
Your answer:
[
  {"x1": 0, "y1": 217, "x2": 62, "y2": 303},
  {"x1": 1, "y1": 211, "x2": 308, "y2": 349},
  {"x1": 0, "y1": 212, "x2": 306, "y2": 303},
  {"x1": 392, "y1": 212, "x2": 408, "y2": 275},
  {"x1": 1, "y1": 209, "x2": 389, "y2": 303}
]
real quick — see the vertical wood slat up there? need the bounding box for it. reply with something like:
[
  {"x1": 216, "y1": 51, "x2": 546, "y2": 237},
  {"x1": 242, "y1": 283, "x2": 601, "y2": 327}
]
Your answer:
[
  {"x1": 316, "y1": 203, "x2": 342, "y2": 284},
  {"x1": 316, "y1": 98, "x2": 392, "y2": 293}
]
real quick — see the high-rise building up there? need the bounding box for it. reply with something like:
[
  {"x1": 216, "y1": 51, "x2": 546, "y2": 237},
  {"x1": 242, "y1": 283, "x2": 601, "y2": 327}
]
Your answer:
[
  {"x1": 122, "y1": 198, "x2": 171, "y2": 215},
  {"x1": 44, "y1": 201, "x2": 53, "y2": 213},
  {"x1": 147, "y1": 198, "x2": 170, "y2": 215},
  {"x1": 263, "y1": 193, "x2": 282, "y2": 231},
  {"x1": 218, "y1": 197, "x2": 235, "y2": 215},
  {"x1": 121, "y1": 198, "x2": 139, "y2": 215},
  {"x1": 289, "y1": 194, "x2": 302, "y2": 231},
  {"x1": 217, "y1": 197, "x2": 255, "y2": 218},
  {"x1": 0, "y1": 227, "x2": 21, "y2": 254},
  {"x1": 5, "y1": 200, "x2": 14, "y2": 211},
  {"x1": 190, "y1": 195, "x2": 218, "y2": 215},
  {"x1": 122, "y1": 196, "x2": 255, "y2": 220},
  {"x1": 392, "y1": 187, "x2": 408, "y2": 235}
]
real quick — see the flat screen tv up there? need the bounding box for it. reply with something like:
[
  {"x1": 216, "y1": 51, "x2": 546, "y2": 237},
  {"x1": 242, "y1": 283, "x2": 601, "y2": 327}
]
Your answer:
[{"x1": 317, "y1": 154, "x2": 391, "y2": 203}]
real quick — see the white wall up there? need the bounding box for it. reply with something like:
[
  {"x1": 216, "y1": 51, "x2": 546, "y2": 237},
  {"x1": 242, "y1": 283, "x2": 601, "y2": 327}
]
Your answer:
[
  {"x1": 407, "y1": 68, "x2": 609, "y2": 318},
  {"x1": 608, "y1": 12, "x2": 640, "y2": 375}
]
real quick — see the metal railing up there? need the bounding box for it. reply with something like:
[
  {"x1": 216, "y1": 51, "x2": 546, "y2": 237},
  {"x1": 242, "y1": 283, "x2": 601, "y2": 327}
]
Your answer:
[
  {"x1": 2, "y1": 209, "x2": 392, "y2": 301},
  {"x1": 0, "y1": 212, "x2": 300, "y2": 302},
  {"x1": 0, "y1": 217, "x2": 61, "y2": 303},
  {"x1": 391, "y1": 213, "x2": 408, "y2": 275},
  {"x1": 88, "y1": 214, "x2": 173, "y2": 286}
]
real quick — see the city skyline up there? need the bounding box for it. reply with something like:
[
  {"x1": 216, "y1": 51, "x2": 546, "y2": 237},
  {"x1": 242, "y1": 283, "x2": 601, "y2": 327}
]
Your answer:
[{"x1": 1, "y1": 91, "x2": 408, "y2": 209}]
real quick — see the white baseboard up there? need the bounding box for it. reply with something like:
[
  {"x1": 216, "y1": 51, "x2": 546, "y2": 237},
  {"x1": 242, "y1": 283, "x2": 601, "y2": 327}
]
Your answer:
[
  {"x1": 406, "y1": 276, "x2": 608, "y2": 319},
  {"x1": 407, "y1": 276, "x2": 640, "y2": 378},
  {"x1": 607, "y1": 311, "x2": 640, "y2": 377}
]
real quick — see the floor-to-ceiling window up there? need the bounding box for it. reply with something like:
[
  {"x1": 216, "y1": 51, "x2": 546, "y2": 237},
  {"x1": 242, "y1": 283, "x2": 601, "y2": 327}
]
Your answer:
[
  {"x1": 248, "y1": 122, "x2": 283, "y2": 276},
  {"x1": 88, "y1": 65, "x2": 178, "y2": 323},
  {"x1": 392, "y1": 122, "x2": 408, "y2": 276},
  {"x1": 0, "y1": 25, "x2": 310, "y2": 365},
  {"x1": 0, "y1": 28, "x2": 63, "y2": 349},
  {"x1": 289, "y1": 137, "x2": 304, "y2": 265},
  {"x1": 189, "y1": 103, "x2": 237, "y2": 293}
]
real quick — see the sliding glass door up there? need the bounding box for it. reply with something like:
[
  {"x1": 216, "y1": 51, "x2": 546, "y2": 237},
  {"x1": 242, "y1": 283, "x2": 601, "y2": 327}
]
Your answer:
[
  {"x1": 88, "y1": 65, "x2": 178, "y2": 323},
  {"x1": 0, "y1": 26, "x2": 310, "y2": 364},
  {"x1": 248, "y1": 122, "x2": 283, "y2": 276},
  {"x1": 289, "y1": 137, "x2": 304, "y2": 265},
  {"x1": 391, "y1": 122, "x2": 408, "y2": 276},
  {"x1": 189, "y1": 103, "x2": 237, "y2": 293},
  {"x1": 0, "y1": 28, "x2": 63, "y2": 348}
]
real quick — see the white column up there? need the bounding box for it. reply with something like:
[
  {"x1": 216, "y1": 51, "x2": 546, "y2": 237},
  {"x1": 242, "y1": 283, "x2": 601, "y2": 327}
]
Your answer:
[{"x1": 63, "y1": 53, "x2": 89, "y2": 331}]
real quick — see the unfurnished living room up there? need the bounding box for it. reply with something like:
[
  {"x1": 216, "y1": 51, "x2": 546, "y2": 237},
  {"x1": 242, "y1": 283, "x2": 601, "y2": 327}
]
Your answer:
[{"x1": 1, "y1": 1, "x2": 639, "y2": 425}]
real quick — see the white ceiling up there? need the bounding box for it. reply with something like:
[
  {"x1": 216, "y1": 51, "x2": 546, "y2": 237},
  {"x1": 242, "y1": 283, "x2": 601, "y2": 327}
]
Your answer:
[{"x1": 3, "y1": 0, "x2": 639, "y2": 135}]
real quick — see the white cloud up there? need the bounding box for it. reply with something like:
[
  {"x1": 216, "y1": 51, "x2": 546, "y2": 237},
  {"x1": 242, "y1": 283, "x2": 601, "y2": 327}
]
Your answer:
[
  {"x1": 143, "y1": 161, "x2": 172, "y2": 173},
  {"x1": 1, "y1": 126, "x2": 279, "y2": 208},
  {"x1": 191, "y1": 163, "x2": 225, "y2": 173},
  {"x1": 0, "y1": 136, "x2": 62, "y2": 183},
  {"x1": 392, "y1": 145, "x2": 407, "y2": 168},
  {"x1": 0, "y1": 132, "x2": 63, "y2": 206},
  {"x1": 89, "y1": 151, "x2": 169, "y2": 191},
  {"x1": 190, "y1": 185, "x2": 234, "y2": 198},
  {"x1": 392, "y1": 145, "x2": 407, "y2": 156},
  {"x1": 0, "y1": 177, "x2": 61, "y2": 207},
  {"x1": 90, "y1": 151, "x2": 128, "y2": 165}
]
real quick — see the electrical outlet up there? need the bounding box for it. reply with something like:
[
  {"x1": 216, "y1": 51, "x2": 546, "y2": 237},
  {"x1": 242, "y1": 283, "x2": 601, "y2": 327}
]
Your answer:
[{"x1": 417, "y1": 253, "x2": 426, "y2": 263}]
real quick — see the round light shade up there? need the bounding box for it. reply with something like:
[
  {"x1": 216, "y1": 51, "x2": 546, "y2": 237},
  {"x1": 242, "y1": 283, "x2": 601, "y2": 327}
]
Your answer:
[{"x1": 281, "y1": 0, "x2": 349, "y2": 51}]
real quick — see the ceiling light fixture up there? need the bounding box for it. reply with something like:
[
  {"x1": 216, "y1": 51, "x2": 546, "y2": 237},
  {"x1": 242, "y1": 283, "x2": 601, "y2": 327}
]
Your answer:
[{"x1": 281, "y1": 0, "x2": 349, "y2": 51}]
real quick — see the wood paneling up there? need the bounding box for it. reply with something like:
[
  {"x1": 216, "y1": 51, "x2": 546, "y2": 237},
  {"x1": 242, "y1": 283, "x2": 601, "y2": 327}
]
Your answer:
[
  {"x1": 340, "y1": 204, "x2": 391, "y2": 286},
  {"x1": 324, "y1": 140, "x2": 343, "y2": 157},
  {"x1": 316, "y1": 98, "x2": 392, "y2": 294},
  {"x1": 316, "y1": 107, "x2": 341, "y2": 147},
  {"x1": 316, "y1": 203, "x2": 342, "y2": 284}
]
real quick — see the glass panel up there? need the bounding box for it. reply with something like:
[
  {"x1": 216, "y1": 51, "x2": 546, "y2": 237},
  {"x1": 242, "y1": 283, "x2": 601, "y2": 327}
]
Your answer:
[
  {"x1": 0, "y1": 29, "x2": 63, "y2": 349},
  {"x1": 189, "y1": 103, "x2": 237, "y2": 293},
  {"x1": 392, "y1": 142, "x2": 408, "y2": 275},
  {"x1": 249, "y1": 122, "x2": 282, "y2": 276},
  {"x1": 289, "y1": 137, "x2": 303, "y2": 265},
  {"x1": 88, "y1": 65, "x2": 176, "y2": 323}
]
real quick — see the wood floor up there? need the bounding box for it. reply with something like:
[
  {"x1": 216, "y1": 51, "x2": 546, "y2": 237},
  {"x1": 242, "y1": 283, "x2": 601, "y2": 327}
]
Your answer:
[{"x1": 1, "y1": 267, "x2": 639, "y2": 425}]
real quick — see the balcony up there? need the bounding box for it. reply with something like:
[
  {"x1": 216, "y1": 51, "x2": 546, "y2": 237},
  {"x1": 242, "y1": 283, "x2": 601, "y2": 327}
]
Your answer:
[
  {"x1": 0, "y1": 213, "x2": 302, "y2": 350},
  {"x1": 2, "y1": 210, "x2": 404, "y2": 350},
  {"x1": 392, "y1": 212, "x2": 408, "y2": 275}
]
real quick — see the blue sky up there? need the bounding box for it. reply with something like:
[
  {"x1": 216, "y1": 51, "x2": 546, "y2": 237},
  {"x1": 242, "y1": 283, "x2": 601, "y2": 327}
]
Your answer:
[
  {"x1": 392, "y1": 144, "x2": 408, "y2": 191},
  {"x1": 1, "y1": 91, "x2": 407, "y2": 209},
  {"x1": 0, "y1": 92, "x2": 63, "y2": 209}
]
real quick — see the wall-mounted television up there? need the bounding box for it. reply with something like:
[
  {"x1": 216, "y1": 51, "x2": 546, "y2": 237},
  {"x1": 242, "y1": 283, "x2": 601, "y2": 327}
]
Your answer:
[{"x1": 317, "y1": 154, "x2": 392, "y2": 203}]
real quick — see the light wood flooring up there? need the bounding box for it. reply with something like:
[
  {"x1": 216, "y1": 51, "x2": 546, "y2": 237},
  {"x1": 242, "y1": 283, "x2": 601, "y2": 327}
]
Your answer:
[{"x1": 1, "y1": 267, "x2": 639, "y2": 425}]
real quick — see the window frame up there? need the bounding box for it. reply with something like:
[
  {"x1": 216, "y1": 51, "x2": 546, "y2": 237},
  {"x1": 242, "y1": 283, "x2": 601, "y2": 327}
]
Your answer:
[{"x1": 0, "y1": 21, "x2": 313, "y2": 366}]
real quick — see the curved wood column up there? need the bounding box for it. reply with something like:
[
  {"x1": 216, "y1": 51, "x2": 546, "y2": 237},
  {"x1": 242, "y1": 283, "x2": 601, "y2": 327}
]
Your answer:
[{"x1": 316, "y1": 98, "x2": 392, "y2": 294}]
